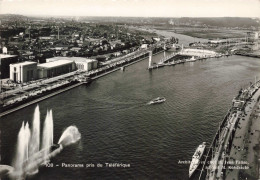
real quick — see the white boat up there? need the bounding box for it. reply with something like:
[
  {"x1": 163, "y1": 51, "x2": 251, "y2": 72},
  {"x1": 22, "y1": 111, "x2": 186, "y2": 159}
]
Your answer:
[
  {"x1": 164, "y1": 62, "x2": 172, "y2": 66},
  {"x1": 186, "y1": 56, "x2": 197, "y2": 62},
  {"x1": 156, "y1": 64, "x2": 165, "y2": 68},
  {"x1": 189, "y1": 142, "x2": 206, "y2": 178},
  {"x1": 148, "y1": 97, "x2": 166, "y2": 105},
  {"x1": 170, "y1": 61, "x2": 176, "y2": 65}
]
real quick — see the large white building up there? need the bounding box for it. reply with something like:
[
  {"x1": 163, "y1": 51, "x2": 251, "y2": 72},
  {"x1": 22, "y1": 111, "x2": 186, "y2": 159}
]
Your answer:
[
  {"x1": 37, "y1": 60, "x2": 75, "y2": 78},
  {"x1": 9, "y1": 61, "x2": 38, "y2": 83},
  {"x1": 46, "y1": 57, "x2": 98, "y2": 71},
  {"x1": 9, "y1": 56, "x2": 98, "y2": 83},
  {"x1": 73, "y1": 58, "x2": 98, "y2": 71}
]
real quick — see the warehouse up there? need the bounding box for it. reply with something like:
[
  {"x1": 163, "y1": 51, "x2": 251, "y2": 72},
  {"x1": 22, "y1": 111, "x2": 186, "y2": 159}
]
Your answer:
[
  {"x1": 37, "y1": 60, "x2": 76, "y2": 78},
  {"x1": 46, "y1": 57, "x2": 98, "y2": 71}
]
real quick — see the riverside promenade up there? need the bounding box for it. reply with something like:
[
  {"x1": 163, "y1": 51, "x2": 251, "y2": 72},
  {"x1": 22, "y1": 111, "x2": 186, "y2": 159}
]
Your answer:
[
  {"x1": 225, "y1": 85, "x2": 260, "y2": 179},
  {"x1": 202, "y1": 80, "x2": 260, "y2": 180},
  {"x1": 0, "y1": 47, "x2": 163, "y2": 117}
]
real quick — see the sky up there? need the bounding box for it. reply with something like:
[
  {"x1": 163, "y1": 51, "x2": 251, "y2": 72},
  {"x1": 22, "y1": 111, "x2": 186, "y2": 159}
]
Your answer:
[{"x1": 0, "y1": 0, "x2": 260, "y2": 17}]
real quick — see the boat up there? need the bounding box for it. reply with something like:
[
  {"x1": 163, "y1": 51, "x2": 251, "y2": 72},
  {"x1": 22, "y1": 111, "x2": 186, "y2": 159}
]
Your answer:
[
  {"x1": 148, "y1": 97, "x2": 166, "y2": 105},
  {"x1": 120, "y1": 66, "x2": 125, "y2": 71},
  {"x1": 157, "y1": 62, "x2": 165, "y2": 68},
  {"x1": 170, "y1": 61, "x2": 176, "y2": 65},
  {"x1": 189, "y1": 142, "x2": 206, "y2": 178},
  {"x1": 186, "y1": 56, "x2": 197, "y2": 62},
  {"x1": 77, "y1": 77, "x2": 92, "y2": 84},
  {"x1": 164, "y1": 62, "x2": 172, "y2": 66}
]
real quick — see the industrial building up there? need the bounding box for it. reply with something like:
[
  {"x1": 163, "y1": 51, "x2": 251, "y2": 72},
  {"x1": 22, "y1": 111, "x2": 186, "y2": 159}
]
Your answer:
[
  {"x1": 37, "y1": 60, "x2": 76, "y2": 78},
  {"x1": 9, "y1": 61, "x2": 37, "y2": 83},
  {"x1": 0, "y1": 54, "x2": 18, "y2": 79},
  {"x1": 46, "y1": 57, "x2": 98, "y2": 71}
]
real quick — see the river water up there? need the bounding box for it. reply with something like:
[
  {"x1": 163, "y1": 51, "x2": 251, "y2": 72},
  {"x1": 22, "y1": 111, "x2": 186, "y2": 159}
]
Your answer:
[{"x1": 1, "y1": 32, "x2": 260, "y2": 180}]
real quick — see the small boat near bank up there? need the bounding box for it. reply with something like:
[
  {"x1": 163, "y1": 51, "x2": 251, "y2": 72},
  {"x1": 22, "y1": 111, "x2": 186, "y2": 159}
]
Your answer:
[
  {"x1": 75, "y1": 77, "x2": 92, "y2": 84},
  {"x1": 147, "y1": 97, "x2": 166, "y2": 105},
  {"x1": 120, "y1": 66, "x2": 125, "y2": 71},
  {"x1": 186, "y1": 56, "x2": 197, "y2": 62},
  {"x1": 189, "y1": 142, "x2": 206, "y2": 178}
]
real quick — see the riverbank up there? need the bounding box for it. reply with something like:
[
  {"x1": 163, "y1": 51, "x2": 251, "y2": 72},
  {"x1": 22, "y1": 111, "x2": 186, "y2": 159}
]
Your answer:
[
  {"x1": 129, "y1": 26, "x2": 208, "y2": 46},
  {"x1": 234, "y1": 51, "x2": 260, "y2": 58},
  {"x1": 0, "y1": 48, "x2": 165, "y2": 117},
  {"x1": 201, "y1": 80, "x2": 260, "y2": 180},
  {"x1": 0, "y1": 81, "x2": 83, "y2": 117},
  {"x1": 225, "y1": 85, "x2": 260, "y2": 180}
]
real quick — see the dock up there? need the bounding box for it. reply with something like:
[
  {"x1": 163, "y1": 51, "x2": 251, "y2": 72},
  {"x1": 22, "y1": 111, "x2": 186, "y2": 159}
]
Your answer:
[{"x1": 148, "y1": 48, "x2": 224, "y2": 70}]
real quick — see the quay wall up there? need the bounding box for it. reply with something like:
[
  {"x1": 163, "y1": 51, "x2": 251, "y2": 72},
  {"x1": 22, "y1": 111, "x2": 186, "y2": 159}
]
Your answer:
[{"x1": 199, "y1": 80, "x2": 260, "y2": 180}]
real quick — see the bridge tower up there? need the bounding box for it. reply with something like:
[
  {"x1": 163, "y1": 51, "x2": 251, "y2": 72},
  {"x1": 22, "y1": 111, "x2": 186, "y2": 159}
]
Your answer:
[
  {"x1": 164, "y1": 44, "x2": 166, "y2": 58},
  {"x1": 148, "y1": 51, "x2": 153, "y2": 69}
]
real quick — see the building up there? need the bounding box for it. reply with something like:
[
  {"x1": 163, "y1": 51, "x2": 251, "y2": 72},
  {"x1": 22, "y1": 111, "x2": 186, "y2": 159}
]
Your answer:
[
  {"x1": 179, "y1": 49, "x2": 218, "y2": 58},
  {"x1": 141, "y1": 44, "x2": 148, "y2": 49},
  {"x1": 0, "y1": 54, "x2": 18, "y2": 79},
  {"x1": 37, "y1": 60, "x2": 76, "y2": 79},
  {"x1": 9, "y1": 61, "x2": 37, "y2": 83},
  {"x1": 73, "y1": 58, "x2": 98, "y2": 71},
  {"x1": 46, "y1": 57, "x2": 98, "y2": 71}
]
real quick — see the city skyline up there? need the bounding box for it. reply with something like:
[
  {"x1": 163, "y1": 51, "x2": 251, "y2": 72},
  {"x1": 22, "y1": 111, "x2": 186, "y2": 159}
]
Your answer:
[{"x1": 0, "y1": 0, "x2": 260, "y2": 18}]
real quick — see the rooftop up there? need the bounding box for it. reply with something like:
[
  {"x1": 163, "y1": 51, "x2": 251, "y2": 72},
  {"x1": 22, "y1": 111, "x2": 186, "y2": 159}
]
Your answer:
[
  {"x1": 0, "y1": 54, "x2": 17, "y2": 59},
  {"x1": 10, "y1": 61, "x2": 37, "y2": 66},
  {"x1": 38, "y1": 60, "x2": 73, "y2": 69},
  {"x1": 47, "y1": 57, "x2": 97, "y2": 63}
]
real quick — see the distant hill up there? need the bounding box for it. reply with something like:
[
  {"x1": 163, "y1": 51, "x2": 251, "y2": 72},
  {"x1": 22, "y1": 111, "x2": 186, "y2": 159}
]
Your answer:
[
  {"x1": 0, "y1": 14, "x2": 259, "y2": 28},
  {"x1": 79, "y1": 16, "x2": 260, "y2": 28},
  {"x1": 0, "y1": 14, "x2": 27, "y2": 18},
  {"x1": 173, "y1": 17, "x2": 260, "y2": 28}
]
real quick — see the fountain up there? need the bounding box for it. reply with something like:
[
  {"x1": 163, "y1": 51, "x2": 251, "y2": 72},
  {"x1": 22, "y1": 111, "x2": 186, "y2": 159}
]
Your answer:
[
  {"x1": 13, "y1": 122, "x2": 31, "y2": 171},
  {"x1": 28, "y1": 105, "x2": 40, "y2": 175},
  {"x1": 41, "y1": 109, "x2": 54, "y2": 163},
  {"x1": 0, "y1": 105, "x2": 81, "y2": 180},
  {"x1": 58, "y1": 126, "x2": 81, "y2": 147}
]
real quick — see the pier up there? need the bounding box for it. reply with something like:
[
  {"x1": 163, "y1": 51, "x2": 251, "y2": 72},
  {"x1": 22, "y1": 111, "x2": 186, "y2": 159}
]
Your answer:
[{"x1": 148, "y1": 48, "x2": 223, "y2": 70}]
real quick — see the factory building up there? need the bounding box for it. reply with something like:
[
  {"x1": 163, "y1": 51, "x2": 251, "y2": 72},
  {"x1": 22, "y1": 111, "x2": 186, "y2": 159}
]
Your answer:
[
  {"x1": 46, "y1": 57, "x2": 98, "y2": 71},
  {"x1": 37, "y1": 60, "x2": 76, "y2": 78},
  {"x1": 0, "y1": 54, "x2": 18, "y2": 78},
  {"x1": 9, "y1": 61, "x2": 38, "y2": 83}
]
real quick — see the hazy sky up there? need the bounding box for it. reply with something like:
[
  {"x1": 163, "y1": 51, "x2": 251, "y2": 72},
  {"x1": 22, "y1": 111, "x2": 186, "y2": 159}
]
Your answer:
[{"x1": 0, "y1": 0, "x2": 260, "y2": 17}]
